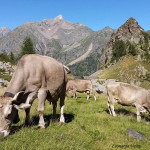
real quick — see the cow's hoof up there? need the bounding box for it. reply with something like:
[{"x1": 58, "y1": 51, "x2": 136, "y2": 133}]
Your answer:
[
  {"x1": 25, "y1": 121, "x2": 31, "y2": 127},
  {"x1": 52, "y1": 118, "x2": 57, "y2": 122},
  {"x1": 38, "y1": 125, "x2": 45, "y2": 129}
]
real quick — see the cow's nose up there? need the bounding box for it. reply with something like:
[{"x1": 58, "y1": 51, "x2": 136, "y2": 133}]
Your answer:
[{"x1": 0, "y1": 130, "x2": 9, "y2": 136}]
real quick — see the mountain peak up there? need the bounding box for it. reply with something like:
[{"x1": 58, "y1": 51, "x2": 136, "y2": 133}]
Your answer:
[
  {"x1": 102, "y1": 26, "x2": 114, "y2": 32},
  {"x1": 120, "y1": 17, "x2": 143, "y2": 32},
  {"x1": 55, "y1": 15, "x2": 63, "y2": 20},
  {"x1": 109, "y1": 17, "x2": 144, "y2": 46},
  {"x1": 126, "y1": 17, "x2": 137, "y2": 24}
]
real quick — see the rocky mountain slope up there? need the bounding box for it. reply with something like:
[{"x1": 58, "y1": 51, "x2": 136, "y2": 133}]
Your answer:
[
  {"x1": 69, "y1": 27, "x2": 115, "y2": 76},
  {"x1": 98, "y1": 17, "x2": 150, "y2": 69},
  {"x1": 0, "y1": 15, "x2": 115, "y2": 76},
  {"x1": 0, "y1": 27, "x2": 11, "y2": 39},
  {"x1": 0, "y1": 54, "x2": 16, "y2": 87}
]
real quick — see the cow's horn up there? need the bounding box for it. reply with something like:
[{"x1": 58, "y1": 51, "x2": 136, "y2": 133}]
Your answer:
[
  {"x1": 12, "y1": 91, "x2": 24, "y2": 101},
  {"x1": 63, "y1": 65, "x2": 71, "y2": 74}
]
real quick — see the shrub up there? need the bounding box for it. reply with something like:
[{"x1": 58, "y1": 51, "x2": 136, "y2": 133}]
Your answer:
[
  {"x1": 0, "y1": 53, "x2": 16, "y2": 64},
  {"x1": 111, "y1": 40, "x2": 126, "y2": 62},
  {"x1": 128, "y1": 43, "x2": 137, "y2": 56}
]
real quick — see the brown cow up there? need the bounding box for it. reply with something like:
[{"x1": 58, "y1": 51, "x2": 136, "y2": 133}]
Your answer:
[
  {"x1": 0, "y1": 54, "x2": 68, "y2": 136},
  {"x1": 106, "y1": 81, "x2": 150, "y2": 122},
  {"x1": 66, "y1": 79, "x2": 96, "y2": 100}
]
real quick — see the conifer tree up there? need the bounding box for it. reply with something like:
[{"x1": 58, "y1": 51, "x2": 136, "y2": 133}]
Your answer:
[{"x1": 19, "y1": 37, "x2": 35, "y2": 58}]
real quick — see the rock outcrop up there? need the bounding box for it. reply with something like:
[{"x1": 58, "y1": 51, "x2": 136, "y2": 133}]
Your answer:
[{"x1": 98, "y1": 17, "x2": 150, "y2": 69}]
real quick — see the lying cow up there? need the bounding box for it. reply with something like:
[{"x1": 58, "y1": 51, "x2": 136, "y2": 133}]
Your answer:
[
  {"x1": 66, "y1": 79, "x2": 96, "y2": 100},
  {"x1": 106, "y1": 81, "x2": 150, "y2": 122},
  {"x1": 0, "y1": 54, "x2": 68, "y2": 136}
]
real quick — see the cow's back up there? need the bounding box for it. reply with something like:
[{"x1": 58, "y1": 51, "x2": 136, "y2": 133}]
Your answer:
[
  {"x1": 106, "y1": 82, "x2": 148, "y2": 105},
  {"x1": 7, "y1": 54, "x2": 66, "y2": 99}
]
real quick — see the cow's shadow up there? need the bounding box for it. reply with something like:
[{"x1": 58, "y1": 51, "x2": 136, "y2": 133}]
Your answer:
[
  {"x1": 104, "y1": 108, "x2": 136, "y2": 117},
  {"x1": 115, "y1": 108, "x2": 136, "y2": 117},
  {"x1": 10, "y1": 113, "x2": 74, "y2": 135},
  {"x1": 105, "y1": 108, "x2": 150, "y2": 121},
  {"x1": 31, "y1": 113, "x2": 74, "y2": 127}
]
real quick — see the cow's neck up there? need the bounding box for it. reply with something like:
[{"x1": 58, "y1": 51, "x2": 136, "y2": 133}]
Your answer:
[{"x1": 4, "y1": 74, "x2": 25, "y2": 97}]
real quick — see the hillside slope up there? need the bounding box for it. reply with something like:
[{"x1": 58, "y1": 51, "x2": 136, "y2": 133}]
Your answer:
[
  {"x1": 97, "y1": 55, "x2": 150, "y2": 89},
  {"x1": 68, "y1": 27, "x2": 115, "y2": 76}
]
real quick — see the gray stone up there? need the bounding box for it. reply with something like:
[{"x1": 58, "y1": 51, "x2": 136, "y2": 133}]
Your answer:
[{"x1": 127, "y1": 128, "x2": 146, "y2": 140}]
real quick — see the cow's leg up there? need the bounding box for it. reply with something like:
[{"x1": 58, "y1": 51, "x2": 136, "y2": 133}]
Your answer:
[
  {"x1": 24, "y1": 94, "x2": 36, "y2": 126},
  {"x1": 52, "y1": 102, "x2": 57, "y2": 121},
  {"x1": 37, "y1": 89, "x2": 47, "y2": 129},
  {"x1": 107, "y1": 97, "x2": 112, "y2": 115},
  {"x1": 93, "y1": 90, "x2": 96, "y2": 101},
  {"x1": 109, "y1": 102, "x2": 116, "y2": 117},
  {"x1": 25, "y1": 108, "x2": 31, "y2": 126},
  {"x1": 60, "y1": 102, "x2": 65, "y2": 123},
  {"x1": 73, "y1": 92, "x2": 77, "y2": 99},
  {"x1": 12, "y1": 110, "x2": 20, "y2": 124},
  {"x1": 136, "y1": 105, "x2": 142, "y2": 122},
  {"x1": 21, "y1": 92, "x2": 37, "y2": 126},
  {"x1": 90, "y1": 89, "x2": 96, "y2": 101},
  {"x1": 108, "y1": 95, "x2": 116, "y2": 116},
  {"x1": 71, "y1": 90, "x2": 77, "y2": 99},
  {"x1": 60, "y1": 90, "x2": 65, "y2": 124},
  {"x1": 86, "y1": 91, "x2": 90, "y2": 100}
]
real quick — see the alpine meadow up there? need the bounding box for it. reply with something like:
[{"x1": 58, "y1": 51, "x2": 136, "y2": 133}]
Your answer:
[{"x1": 0, "y1": 14, "x2": 150, "y2": 150}]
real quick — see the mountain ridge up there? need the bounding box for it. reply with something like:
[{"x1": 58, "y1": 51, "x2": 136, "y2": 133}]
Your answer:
[{"x1": 0, "y1": 15, "x2": 115, "y2": 76}]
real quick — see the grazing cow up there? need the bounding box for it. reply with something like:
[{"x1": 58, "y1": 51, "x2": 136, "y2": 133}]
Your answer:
[
  {"x1": 66, "y1": 79, "x2": 96, "y2": 100},
  {"x1": 106, "y1": 81, "x2": 150, "y2": 122},
  {"x1": 0, "y1": 54, "x2": 68, "y2": 136}
]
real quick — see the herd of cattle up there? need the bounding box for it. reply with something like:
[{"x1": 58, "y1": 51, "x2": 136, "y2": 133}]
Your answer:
[{"x1": 0, "y1": 54, "x2": 150, "y2": 136}]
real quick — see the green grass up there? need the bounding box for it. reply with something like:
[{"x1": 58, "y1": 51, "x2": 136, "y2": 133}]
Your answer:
[{"x1": 0, "y1": 93, "x2": 150, "y2": 150}]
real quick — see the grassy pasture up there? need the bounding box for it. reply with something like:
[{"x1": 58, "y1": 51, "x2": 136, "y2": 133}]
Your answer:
[{"x1": 0, "y1": 93, "x2": 150, "y2": 150}]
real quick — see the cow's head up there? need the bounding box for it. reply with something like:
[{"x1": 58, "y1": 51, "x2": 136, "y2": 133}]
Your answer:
[{"x1": 0, "y1": 92, "x2": 29, "y2": 136}]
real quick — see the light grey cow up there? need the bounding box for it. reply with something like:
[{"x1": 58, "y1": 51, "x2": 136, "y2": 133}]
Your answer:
[
  {"x1": 106, "y1": 81, "x2": 150, "y2": 122},
  {"x1": 0, "y1": 54, "x2": 68, "y2": 136},
  {"x1": 66, "y1": 79, "x2": 96, "y2": 100}
]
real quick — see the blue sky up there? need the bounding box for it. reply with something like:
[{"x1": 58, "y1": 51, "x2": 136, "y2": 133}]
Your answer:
[{"x1": 0, "y1": 0, "x2": 149, "y2": 31}]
